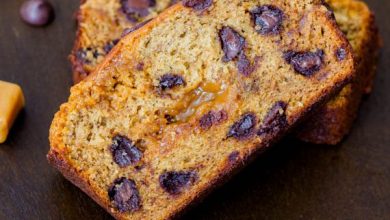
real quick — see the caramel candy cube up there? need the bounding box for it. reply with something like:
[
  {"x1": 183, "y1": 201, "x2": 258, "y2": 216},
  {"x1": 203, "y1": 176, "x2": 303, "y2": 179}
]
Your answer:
[{"x1": 0, "y1": 80, "x2": 25, "y2": 143}]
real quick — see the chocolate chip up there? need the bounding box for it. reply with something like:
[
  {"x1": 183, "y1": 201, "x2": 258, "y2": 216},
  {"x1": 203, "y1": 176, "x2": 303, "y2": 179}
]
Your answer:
[
  {"x1": 108, "y1": 177, "x2": 141, "y2": 212},
  {"x1": 237, "y1": 52, "x2": 255, "y2": 76},
  {"x1": 110, "y1": 135, "x2": 142, "y2": 168},
  {"x1": 165, "y1": 114, "x2": 175, "y2": 124},
  {"x1": 20, "y1": 0, "x2": 54, "y2": 27},
  {"x1": 75, "y1": 49, "x2": 91, "y2": 64},
  {"x1": 199, "y1": 110, "x2": 228, "y2": 130},
  {"x1": 135, "y1": 62, "x2": 144, "y2": 71},
  {"x1": 219, "y1": 26, "x2": 245, "y2": 62},
  {"x1": 182, "y1": 0, "x2": 213, "y2": 11},
  {"x1": 228, "y1": 151, "x2": 240, "y2": 163},
  {"x1": 284, "y1": 50, "x2": 324, "y2": 76},
  {"x1": 250, "y1": 5, "x2": 283, "y2": 35},
  {"x1": 258, "y1": 101, "x2": 288, "y2": 137},
  {"x1": 335, "y1": 47, "x2": 347, "y2": 61},
  {"x1": 219, "y1": 27, "x2": 257, "y2": 76},
  {"x1": 159, "y1": 74, "x2": 186, "y2": 90},
  {"x1": 159, "y1": 171, "x2": 198, "y2": 194},
  {"x1": 92, "y1": 50, "x2": 100, "y2": 59},
  {"x1": 227, "y1": 113, "x2": 257, "y2": 140},
  {"x1": 121, "y1": 19, "x2": 152, "y2": 38},
  {"x1": 120, "y1": 0, "x2": 156, "y2": 22},
  {"x1": 104, "y1": 39, "x2": 120, "y2": 54}
]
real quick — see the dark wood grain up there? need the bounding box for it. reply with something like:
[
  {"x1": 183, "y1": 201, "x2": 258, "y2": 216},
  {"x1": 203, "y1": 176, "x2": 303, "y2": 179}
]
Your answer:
[{"x1": 0, "y1": 0, "x2": 389, "y2": 219}]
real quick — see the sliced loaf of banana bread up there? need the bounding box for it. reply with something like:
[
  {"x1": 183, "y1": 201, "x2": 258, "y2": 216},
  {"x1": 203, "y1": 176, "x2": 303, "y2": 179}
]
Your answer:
[
  {"x1": 50, "y1": 0, "x2": 354, "y2": 219},
  {"x1": 70, "y1": 0, "x2": 379, "y2": 145}
]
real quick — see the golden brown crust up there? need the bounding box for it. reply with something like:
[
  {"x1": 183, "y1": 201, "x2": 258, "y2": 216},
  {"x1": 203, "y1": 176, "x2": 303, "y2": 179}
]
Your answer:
[{"x1": 47, "y1": 150, "x2": 122, "y2": 220}]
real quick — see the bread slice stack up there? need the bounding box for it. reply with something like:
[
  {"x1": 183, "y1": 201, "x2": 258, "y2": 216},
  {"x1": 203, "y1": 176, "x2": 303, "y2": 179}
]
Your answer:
[{"x1": 48, "y1": 0, "x2": 379, "y2": 219}]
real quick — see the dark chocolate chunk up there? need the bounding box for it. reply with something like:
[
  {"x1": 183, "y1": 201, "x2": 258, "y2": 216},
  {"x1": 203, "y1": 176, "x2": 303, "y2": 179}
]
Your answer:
[
  {"x1": 250, "y1": 5, "x2": 284, "y2": 35},
  {"x1": 110, "y1": 135, "x2": 142, "y2": 168},
  {"x1": 284, "y1": 50, "x2": 324, "y2": 76},
  {"x1": 219, "y1": 26, "x2": 246, "y2": 62},
  {"x1": 104, "y1": 39, "x2": 120, "y2": 54},
  {"x1": 75, "y1": 49, "x2": 91, "y2": 64},
  {"x1": 135, "y1": 62, "x2": 145, "y2": 71},
  {"x1": 120, "y1": 0, "x2": 156, "y2": 22},
  {"x1": 237, "y1": 52, "x2": 255, "y2": 76},
  {"x1": 335, "y1": 47, "x2": 347, "y2": 61},
  {"x1": 228, "y1": 151, "x2": 240, "y2": 163},
  {"x1": 182, "y1": 0, "x2": 213, "y2": 11},
  {"x1": 108, "y1": 177, "x2": 141, "y2": 212},
  {"x1": 227, "y1": 113, "x2": 257, "y2": 140},
  {"x1": 165, "y1": 114, "x2": 175, "y2": 124},
  {"x1": 159, "y1": 170, "x2": 198, "y2": 194},
  {"x1": 121, "y1": 19, "x2": 152, "y2": 38},
  {"x1": 258, "y1": 101, "x2": 288, "y2": 137},
  {"x1": 20, "y1": 0, "x2": 54, "y2": 27},
  {"x1": 92, "y1": 50, "x2": 100, "y2": 59},
  {"x1": 199, "y1": 110, "x2": 228, "y2": 129},
  {"x1": 159, "y1": 74, "x2": 186, "y2": 90}
]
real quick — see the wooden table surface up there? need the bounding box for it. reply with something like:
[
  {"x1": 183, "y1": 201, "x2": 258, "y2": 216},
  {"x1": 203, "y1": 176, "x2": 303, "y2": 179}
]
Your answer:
[{"x1": 0, "y1": 0, "x2": 389, "y2": 219}]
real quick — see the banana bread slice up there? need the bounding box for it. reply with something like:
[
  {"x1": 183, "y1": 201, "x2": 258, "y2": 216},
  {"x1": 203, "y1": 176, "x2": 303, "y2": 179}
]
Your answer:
[
  {"x1": 69, "y1": 0, "x2": 379, "y2": 145},
  {"x1": 297, "y1": 0, "x2": 380, "y2": 144},
  {"x1": 50, "y1": 1, "x2": 354, "y2": 219}
]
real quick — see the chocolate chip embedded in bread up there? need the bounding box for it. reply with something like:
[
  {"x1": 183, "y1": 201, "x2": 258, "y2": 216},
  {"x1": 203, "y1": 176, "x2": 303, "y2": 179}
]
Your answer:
[
  {"x1": 250, "y1": 5, "x2": 284, "y2": 35},
  {"x1": 228, "y1": 151, "x2": 240, "y2": 163},
  {"x1": 219, "y1": 27, "x2": 257, "y2": 76},
  {"x1": 135, "y1": 62, "x2": 145, "y2": 71},
  {"x1": 110, "y1": 135, "x2": 143, "y2": 168},
  {"x1": 258, "y1": 101, "x2": 288, "y2": 137},
  {"x1": 103, "y1": 39, "x2": 120, "y2": 54},
  {"x1": 182, "y1": 0, "x2": 213, "y2": 11},
  {"x1": 219, "y1": 26, "x2": 245, "y2": 62},
  {"x1": 284, "y1": 50, "x2": 324, "y2": 76},
  {"x1": 335, "y1": 47, "x2": 347, "y2": 61},
  {"x1": 159, "y1": 74, "x2": 186, "y2": 90},
  {"x1": 159, "y1": 171, "x2": 198, "y2": 195},
  {"x1": 199, "y1": 110, "x2": 228, "y2": 130},
  {"x1": 108, "y1": 177, "x2": 141, "y2": 212},
  {"x1": 237, "y1": 52, "x2": 255, "y2": 76},
  {"x1": 92, "y1": 50, "x2": 100, "y2": 59},
  {"x1": 120, "y1": 0, "x2": 156, "y2": 22},
  {"x1": 75, "y1": 49, "x2": 91, "y2": 64},
  {"x1": 164, "y1": 114, "x2": 176, "y2": 124},
  {"x1": 227, "y1": 113, "x2": 257, "y2": 140}
]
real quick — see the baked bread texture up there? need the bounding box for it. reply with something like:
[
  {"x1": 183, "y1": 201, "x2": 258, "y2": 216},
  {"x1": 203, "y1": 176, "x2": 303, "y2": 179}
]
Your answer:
[
  {"x1": 50, "y1": 1, "x2": 354, "y2": 219},
  {"x1": 70, "y1": 0, "x2": 379, "y2": 145},
  {"x1": 70, "y1": 0, "x2": 175, "y2": 83},
  {"x1": 297, "y1": 0, "x2": 380, "y2": 144}
]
